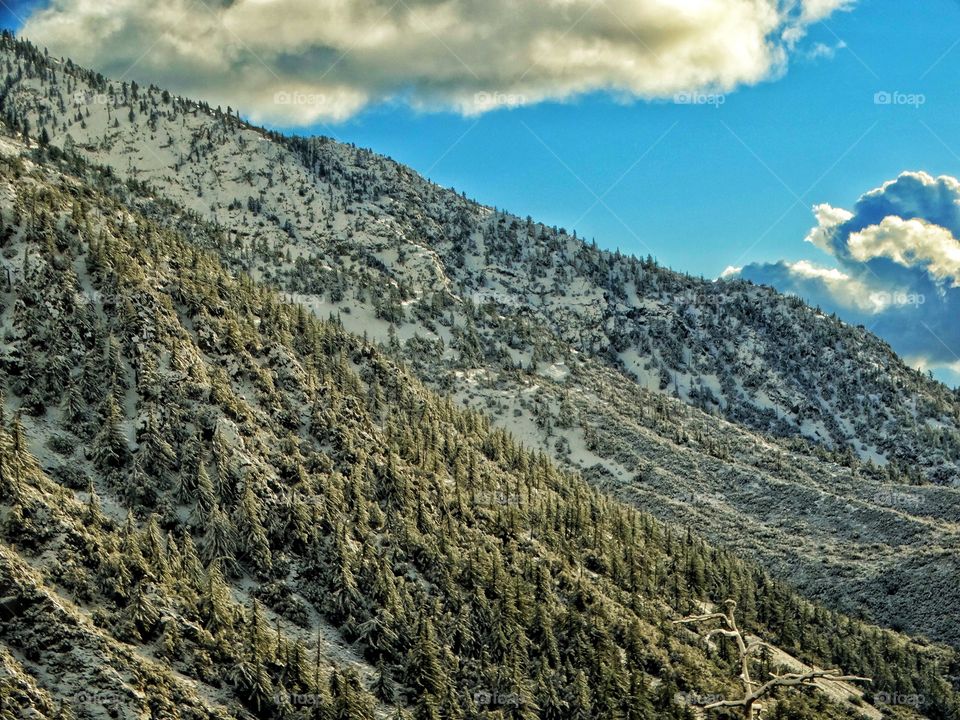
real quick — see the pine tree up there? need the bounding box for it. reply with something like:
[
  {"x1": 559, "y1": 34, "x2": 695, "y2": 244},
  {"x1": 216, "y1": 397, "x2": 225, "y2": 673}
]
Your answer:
[
  {"x1": 372, "y1": 660, "x2": 397, "y2": 704},
  {"x1": 234, "y1": 482, "x2": 272, "y2": 576},
  {"x1": 565, "y1": 671, "x2": 592, "y2": 720},
  {"x1": 227, "y1": 600, "x2": 275, "y2": 711},
  {"x1": 84, "y1": 482, "x2": 106, "y2": 526},
  {"x1": 202, "y1": 504, "x2": 237, "y2": 574},
  {"x1": 93, "y1": 395, "x2": 129, "y2": 471},
  {"x1": 404, "y1": 618, "x2": 445, "y2": 697},
  {"x1": 193, "y1": 463, "x2": 216, "y2": 516},
  {"x1": 201, "y1": 560, "x2": 235, "y2": 634},
  {"x1": 138, "y1": 408, "x2": 176, "y2": 482},
  {"x1": 125, "y1": 580, "x2": 160, "y2": 640},
  {"x1": 330, "y1": 669, "x2": 375, "y2": 720},
  {"x1": 8, "y1": 413, "x2": 34, "y2": 487},
  {"x1": 61, "y1": 378, "x2": 85, "y2": 426},
  {"x1": 623, "y1": 670, "x2": 655, "y2": 720}
]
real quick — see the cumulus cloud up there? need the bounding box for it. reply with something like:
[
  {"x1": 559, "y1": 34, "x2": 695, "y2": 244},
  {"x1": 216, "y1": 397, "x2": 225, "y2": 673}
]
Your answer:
[
  {"x1": 737, "y1": 259, "x2": 893, "y2": 313},
  {"x1": 848, "y1": 217, "x2": 960, "y2": 286},
  {"x1": 21, "y1": 0, "x2": 852, "y2": 124},
  {"x1": 805, "y1": 203, "x2": 854, "y2": 252},
  {"x1": 731, "y1": 171, "x2": 960, "y2": 379},
  {"x1": 801, "y1": 0, "x2": 854, "y2": 21}
]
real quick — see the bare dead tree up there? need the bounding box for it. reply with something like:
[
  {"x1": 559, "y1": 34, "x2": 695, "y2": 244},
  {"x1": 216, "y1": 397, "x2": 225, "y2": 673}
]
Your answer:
[{"x1": 674, "y1": 600, "x2": 871, "y2": 719}]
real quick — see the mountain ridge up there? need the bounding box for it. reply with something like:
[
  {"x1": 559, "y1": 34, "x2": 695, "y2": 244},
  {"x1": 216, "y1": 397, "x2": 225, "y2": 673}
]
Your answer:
[{"x1": 1, "y1": 31, "x2": 958, "y2": 653}]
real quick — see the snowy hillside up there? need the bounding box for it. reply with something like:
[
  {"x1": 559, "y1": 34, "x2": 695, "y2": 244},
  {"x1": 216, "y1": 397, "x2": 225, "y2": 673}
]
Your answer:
[
  {"x1": 1, "y1": 36, "x2": 957, "y2": 484},
  {"x1": 0, "y1": 31, "x2": 958, "y2": 653},
  {"x1": 3, "y1": 128, "x2": 956, "y2": 719}
]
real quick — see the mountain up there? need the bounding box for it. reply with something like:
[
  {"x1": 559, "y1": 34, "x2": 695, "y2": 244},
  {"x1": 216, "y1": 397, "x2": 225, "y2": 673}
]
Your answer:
[
  {"x1": 4, "y1": 129, "x2": 959, "y2": 719},
  {"x1": 5, "y1": 35, "x2": 958, "y2": 481},
  {"x1": 0, "y1": 34, "x2": 958, "y2": 654},
  {"x1": 0, "y1": 31, "x2": 958, "y2": 719}
]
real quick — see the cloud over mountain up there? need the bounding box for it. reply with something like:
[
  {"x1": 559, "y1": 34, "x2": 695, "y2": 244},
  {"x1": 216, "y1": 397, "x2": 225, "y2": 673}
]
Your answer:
[
  {"x1": 22, "y1": 0, "x2": 851, "y2": 124},
  {"x1": 732, "y1": 171, "x2": 960, "y2": 377}
]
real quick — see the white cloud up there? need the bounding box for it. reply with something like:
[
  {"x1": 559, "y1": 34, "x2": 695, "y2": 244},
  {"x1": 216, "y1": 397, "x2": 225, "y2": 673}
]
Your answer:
[
  {"x1": 733, "y1": 170, "x2": 960, "y2": 379},
  {"x1": 780, "y1": 0, "x2": 850, "y2": 49},
  {"x1": 848, "y1": 217, "x2": 960, "y2": 286},
  {"x1": 21, "y1": 0, "x2": 854, "y2": 124},
  {"x1": 805, "y1": 40, "x2": 845, "y2": 60},
  {"x1": 780, "y1": 259, "x2": 887, "y2": 311},
  {"x1": 720, "y1": 265, "x2": 743, "y2": 278},
  {"x1": 804, "y1": 203, "x2": 853, "y2": 253},
  {"x1": 787, "y1": 259, "x2": 848, "y2": 281},
  {"x1": 801, "y1": 0, "x2": 854, "y2": 22}
]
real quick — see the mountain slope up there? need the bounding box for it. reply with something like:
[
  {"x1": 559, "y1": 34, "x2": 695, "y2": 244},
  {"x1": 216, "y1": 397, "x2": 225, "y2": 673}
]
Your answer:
[
  {"x1": 2, "y1": 34, "x2": 957, "y2": 481},
  {"x1": 0, "y1": 32, "x2": 958, "y2": 653},
  {"x1": 5, "y1": 131, "x2": 960, "y2": 719}
]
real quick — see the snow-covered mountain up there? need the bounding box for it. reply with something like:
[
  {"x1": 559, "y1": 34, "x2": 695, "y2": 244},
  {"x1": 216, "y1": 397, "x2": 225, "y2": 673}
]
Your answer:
[
  {"x1": 4, "y1": 36, "x2": 958, "y2": 475},
  {"x1": 1, "y1": 31, "x2": 959, "y2": 654},
  {"x1": 9, "y1": 120, "x2": 960, "y2": 719}
]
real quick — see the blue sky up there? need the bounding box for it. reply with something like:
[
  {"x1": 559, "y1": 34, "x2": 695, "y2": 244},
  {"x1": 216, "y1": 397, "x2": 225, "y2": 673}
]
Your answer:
[
  {"x1": 277, "y1": 0, "x2": 960, "y2": 279},
  {"x1": 6, "y1": 0, "x2": 960, "y2": 382},
  {"x1": 307, "y1": 0, "x2": 960, "y2": 280},
  {"x1": 4, "y1": 0, "x2": 954, "y2": 278},
  {"x1": 1, "y1": 2, "x2": 40, "y2": 29}
]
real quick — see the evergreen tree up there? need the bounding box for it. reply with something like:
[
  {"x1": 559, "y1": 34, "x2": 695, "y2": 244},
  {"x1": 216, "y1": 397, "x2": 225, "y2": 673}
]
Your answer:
[{"x1": 92, "y1": 395, "x2": 129, "y2": 471}]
